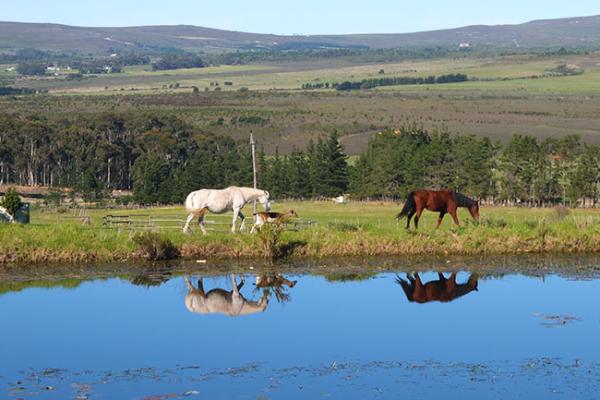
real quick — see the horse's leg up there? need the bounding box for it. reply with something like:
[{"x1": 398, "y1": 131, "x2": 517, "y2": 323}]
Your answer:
[
  {"x1": 183, "y1": 213, "x2": 197, "y2": 233},
  {"x1": 183, "y1": 213, "x2": 193, "y2": 233},
  {"x1": 238, "y1": 210, "x2": 246, "y2": 232},
  {"x1": 449, "y1": 208, "x2": 459, "y2": 225},
  {"x1": 414, "y1": 273, "x2": 423, "y2": 288},
  {"x1": 446, "y1": 273, "x2": 457, "y2": 294},
  {"x1": 436, "y1": 211, "x2": 446, "y2": 228},
  {"x1": 231, "y1": 274, "x2": 244, "y2": 294},
  {"x1": 414, "y1": 207, "x2": 424, "y2": 229},
  {"x1": 199, "y1": 212, "x2": 208, "y2": 235},
  {"x1": 406, "y1": 210, "x2": 415, "y2": 229},
  {"x1": 412, "y1": 273, "x2": 426, "y2": 300},
  {"x1": 197, "y1": 277, "x2": 206, "y2": 296},
  {"x1": 231, "y1": 207, "x2": 240, "y2": 233},
  {"x1": 184, "y1": 276, "x2": 194, "y2": 290}
]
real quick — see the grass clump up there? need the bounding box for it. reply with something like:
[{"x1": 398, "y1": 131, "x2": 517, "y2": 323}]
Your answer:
[
  {"x1": 553, "y1": 206, "x2": 571, "y2": 221},
  {"x1": 327, "y1": 222, "x2": 360, "y2": 232},
  {"x1": 257, "y1": 223, "x2": 285, "y2": 260},
  {"x1": 480, "y1": 218, "x2": 508, "y2": 228},
  {"x1": 132, "y1": 232, "x2": 180, "y2": 261}
]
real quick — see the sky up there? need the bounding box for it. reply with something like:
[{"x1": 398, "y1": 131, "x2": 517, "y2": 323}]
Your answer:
[{"x1": 1, "y1": 0, "x2": 599, "y2": 34}]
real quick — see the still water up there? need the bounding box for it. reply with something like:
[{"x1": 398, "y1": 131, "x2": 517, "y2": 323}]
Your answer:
[{"x1": 1, "y1": 266, "x2": 600, "y2": 399}]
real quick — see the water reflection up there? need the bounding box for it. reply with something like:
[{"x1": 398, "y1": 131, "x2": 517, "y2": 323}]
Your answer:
[
  {"x1": 396, "y1": 272, "x2": 478, "y2": 304},
  {"x1": 184, "y1": 273, "x2": 299, "y2": 316},
  {"x1": 254, "y1": 273, "x2": 297, "y2": 303}
]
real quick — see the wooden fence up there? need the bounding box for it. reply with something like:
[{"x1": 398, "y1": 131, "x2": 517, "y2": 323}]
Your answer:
[{"x1": 101, "y1": 213, "x2": 315, "y2": 233}]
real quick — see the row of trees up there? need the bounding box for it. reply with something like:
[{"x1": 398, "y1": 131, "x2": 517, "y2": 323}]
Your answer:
[
  {"x1": 151, "y1": 54, "x2": 204, "y2": 71},
  {"x1": 336, "y1": 74, "x2": 468, "y2": 91},
  {"x1": 0, "y1": 111, "x2": 598, "y2": 205},
  {"x1": 350, "y1": 126, "x2": 599, "y2": 204},
  {"x1": 301, "y1": 74, "x2": 469, "y2": 91}
]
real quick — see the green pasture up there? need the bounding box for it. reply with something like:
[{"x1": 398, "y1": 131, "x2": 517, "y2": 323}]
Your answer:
[{"x1": 1, "y1": 201, "x2": 599, "y2": 264}]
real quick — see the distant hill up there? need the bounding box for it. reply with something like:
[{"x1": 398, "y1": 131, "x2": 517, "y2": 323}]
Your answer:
[{"x1": 1, "y1": 15, "x2": 600, "y2": 54}]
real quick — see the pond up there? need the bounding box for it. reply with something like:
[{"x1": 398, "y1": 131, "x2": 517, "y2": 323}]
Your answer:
[{"x1": 1, "y1": 257, "x2": 600, "y2": 399}]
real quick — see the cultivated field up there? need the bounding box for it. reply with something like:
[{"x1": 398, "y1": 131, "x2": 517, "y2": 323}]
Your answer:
[{"x1": 1, "y1": 201, "x2": 598, "y2": 264}]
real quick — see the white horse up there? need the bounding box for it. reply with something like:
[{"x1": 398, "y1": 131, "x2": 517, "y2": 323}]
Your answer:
[{"x1": 183, "y1": 186, "x2": 270, "y2": 234}]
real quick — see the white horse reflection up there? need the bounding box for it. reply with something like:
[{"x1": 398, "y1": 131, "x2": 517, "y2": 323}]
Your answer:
[{"x1": 184, "y1": 274, "x2": 269, "y2": 317}]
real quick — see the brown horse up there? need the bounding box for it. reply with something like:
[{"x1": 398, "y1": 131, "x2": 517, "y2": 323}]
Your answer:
[
  {"x1": 396, "y1": 189, "x2": 479, "y2": 229},
  {"x1": 396, "y1": 272, "x2": 478, "y2": 304}
]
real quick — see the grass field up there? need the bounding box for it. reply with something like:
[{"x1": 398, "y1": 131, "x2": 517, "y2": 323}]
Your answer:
[
  {"x1": 1, "y1": 201, "x2": 598, "y2": 265},
  {"x1": 12, "y1": 53, "x2": 600, "y2": 95}
]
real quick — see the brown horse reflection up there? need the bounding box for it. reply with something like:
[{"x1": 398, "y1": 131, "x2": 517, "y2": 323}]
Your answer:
[
  {"x1": 396, "y1": 272, "x2": 478, "y2": 303},
  {"x1": 185, "y1": 274, "x2": 269, "y2": 317}
]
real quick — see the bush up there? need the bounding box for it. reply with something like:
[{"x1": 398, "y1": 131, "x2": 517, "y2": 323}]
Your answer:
[
  {"x1": 257, "y1": 223, "x2": 285, "y2": 260},
  {"x1": 115, "y1": 195, "x2": 134, "y2": 206},
  {"x1": 0, "y1": 187, "x2": 23, "y2": 217},
  {"x1": 132, "y1": 232, "x2": 180, "y2": 261},
  {"x1": 44, "y1": 188, "x2": 65, "y2": 207}
]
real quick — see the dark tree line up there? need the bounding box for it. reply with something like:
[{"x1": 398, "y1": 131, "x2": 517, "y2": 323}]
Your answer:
[
  {"x1": 0, "y1": 112, "x2": 598, "y2": 205},
  {"x1": 335, "y1": 74, "x2": 468, "y2": 91},
  {"x1": 301, "y1": 74, "x2": 468, "y2": 91},
  {"x1": 0, "y1": 112, "x2": 192, "y2": 192},
  {"x1": 350, "y1": 126, "x2": 600, "y2": 205},
  {"x1": 151, "y1": 54, "x2": 204, "y2": 71}
]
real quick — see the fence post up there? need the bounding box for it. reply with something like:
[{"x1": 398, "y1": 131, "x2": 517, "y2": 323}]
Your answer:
[{"x1": 250, "y1": 132, "x2": 257, "y2": 219}]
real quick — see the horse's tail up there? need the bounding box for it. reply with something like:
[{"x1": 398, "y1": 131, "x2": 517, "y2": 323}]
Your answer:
[
  {"x1": 185, "y1": 189, "x2": 207, "y2": 213},
  {"x1": 396, "y1": 192, "x2": 416, "y2": 219}
]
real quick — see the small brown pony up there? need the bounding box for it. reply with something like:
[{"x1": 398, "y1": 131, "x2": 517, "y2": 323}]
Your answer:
[
  {"x1": 396, "y1": 272, "x2": 478, "y2": 304},
  {"x1": 396, "y1": 189, "x2": 479, "y2": 229}
]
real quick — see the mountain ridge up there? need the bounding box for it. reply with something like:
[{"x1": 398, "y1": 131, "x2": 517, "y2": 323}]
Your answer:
[{"x1": 1, "y1": 14, "x2": 600, "y2": 54}]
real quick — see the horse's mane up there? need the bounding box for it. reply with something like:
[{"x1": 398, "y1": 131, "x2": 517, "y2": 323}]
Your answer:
[{"x1": 453, "y1": 191, "x2": 476, "y2": 207}]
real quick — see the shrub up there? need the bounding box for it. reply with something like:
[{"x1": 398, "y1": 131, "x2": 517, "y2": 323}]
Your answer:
[
  {"x1": 132, "y1": 232, "x2": 180, "y2": 261},
  {"x1": 553, "y1": 206, "x2": 571, "y2": 221},
  {"x1": 0, "y1": 187, "x2": 23, "y2": 217},
  {"x1": 116, "y1": 195, "x2": 134, "y2": 206},
  {"x1": 44, "y1": 188, "x2": 64, "y2": 207}
]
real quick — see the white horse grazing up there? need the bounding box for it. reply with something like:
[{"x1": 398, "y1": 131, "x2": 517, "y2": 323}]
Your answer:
[
  {"x1": 184, "y1": 274, "x2": 270, "y2": 317},
  {"x1": 183, "y1": 186, "x2": 270, "y2": 234}
]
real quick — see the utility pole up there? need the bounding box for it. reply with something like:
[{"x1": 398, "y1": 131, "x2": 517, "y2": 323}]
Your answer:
[{"x1": 250, "y1": 132, "x2": 257, "y2": 217}]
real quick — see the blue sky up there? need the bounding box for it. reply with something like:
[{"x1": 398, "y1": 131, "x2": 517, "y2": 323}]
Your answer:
[{"x1": 2, "y1": 0, "x2": 599, "y2": 34}]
